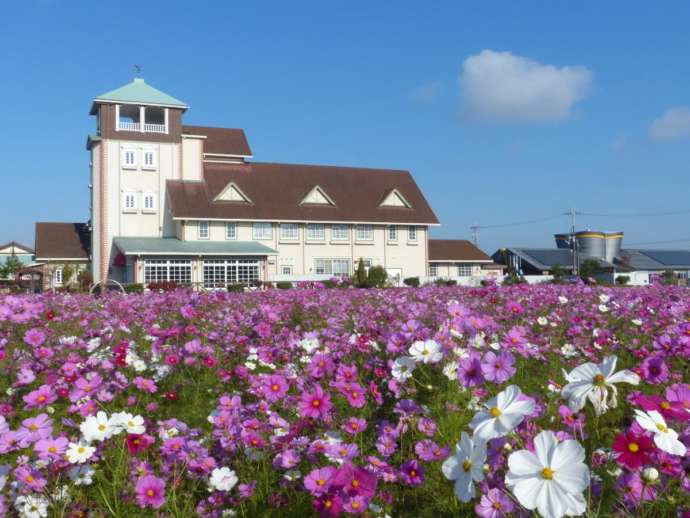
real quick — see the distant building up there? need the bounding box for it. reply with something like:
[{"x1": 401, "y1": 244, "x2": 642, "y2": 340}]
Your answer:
[
  {"x1": 428, "y1": 239, "x2": 504, "y2": 278},
  {"x1": 493, "y1": 231, "x2": 690, "y2": 285},
  {"x1": 34, "y1": 223, "x2": 90, "y2": 290},
  {"x1": 0, "y1": 242, "x2": 34, "y2": 279}
]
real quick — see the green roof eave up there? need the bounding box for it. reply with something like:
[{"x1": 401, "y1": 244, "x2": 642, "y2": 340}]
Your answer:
[
  {"x1": 113, "y1": 237, "x2": 278, "y2": 256},
  {"x1": 90, "y1": 78, "x2": 188, "y2": 114}
]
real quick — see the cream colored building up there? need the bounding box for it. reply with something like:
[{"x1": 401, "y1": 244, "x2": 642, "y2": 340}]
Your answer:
[{"x1": 87, "y1": 78, "x2": 439, "y2": 287}]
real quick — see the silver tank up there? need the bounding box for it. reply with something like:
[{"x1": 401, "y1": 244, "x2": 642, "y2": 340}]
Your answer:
[
  {"x1": 575, "y1": 231, "x2": 606, "y2": 260},
  {"x1": 603, "y1": 232, "x2": 623, "y2": 264}
]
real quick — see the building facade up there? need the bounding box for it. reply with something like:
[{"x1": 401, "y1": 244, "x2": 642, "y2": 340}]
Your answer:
[
  {"x1": 87, "y1": 79, "x2": 439, "y2": 287},
  {"x1": 34, "y1": 223, "x2": 90, "y2": 290},
  {"x1": 428, "y1": 239, "x2": 504, "y2": 278}
]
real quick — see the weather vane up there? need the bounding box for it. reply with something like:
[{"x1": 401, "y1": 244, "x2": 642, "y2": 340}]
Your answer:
[{"x1": 133, "y1": 64, "x2": 143, "y2": 77}]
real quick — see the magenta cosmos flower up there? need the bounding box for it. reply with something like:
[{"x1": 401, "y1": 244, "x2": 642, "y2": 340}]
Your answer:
[
  {"x1": 23, "y1": 385, "x2": 57, "y2": 410},
  {"x1": 23, "y1": 328, "x2": 46, "y2": 347},
  {"x1": 135, "y1": 475, "x2": 166, "y2": 509},
  {"x1": 481, "y1": 351, "x2": 516, "y2": 384},
  {"x1": 399, "y1": 459, "x2": 425, "y2": 486},
  {"x1": 613, "y1": 431, "x2": 655, "y2": 470},
  {"x1": 332, "y1": 463, "x2": 377, "y2": 499},
  {"x1": 474, "y1": 488, "x2": 515, "y2": 518},
  {"x1": 304, "y1": 466, "x2": 336, "y2": 496},
  {"x1": 299, "y1": 385, "x2": 332, "y2": 420},
  {"x1": 457, "y1": 354, "x2": 484, "y2": 388},
  {"x1": 261, "y1": 374, "x2": 289, "y2": 403}
]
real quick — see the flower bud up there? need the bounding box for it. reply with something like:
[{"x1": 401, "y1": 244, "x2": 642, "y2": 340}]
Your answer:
[{"x1": 642, "y1": 467, "x2": 658, "y2": 483}]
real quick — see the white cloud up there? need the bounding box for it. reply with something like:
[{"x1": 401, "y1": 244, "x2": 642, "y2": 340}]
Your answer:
[
  {"x1": 649, "y1": 107, "x2": 690, "y2": 140},
  {"x1": 410, "y1": 80, "x2": 442, "y2": 102},
  {"x1": 459, "y1": 50, "x2": 593, "y2": 122}
]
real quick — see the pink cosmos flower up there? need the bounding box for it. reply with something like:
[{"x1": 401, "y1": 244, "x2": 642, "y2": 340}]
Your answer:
[
  {"x1": 474, "y1": 488, "x2": 515, "y2": 518},
  {"x1": 17, "y1": 413, "x2": 53, "y2": 444},
  {"x1": 613, "y1": 431, "x2": 655, "y2": 469},
  {"x1": 14, "y1": 465, "x2": 47, "y2": 491},
  {"x1": 299, "y1": 385, "x2": 332, "y2": 420},
  {"x1": 23, "y1": 385, "x2": 57, "y2": 410},
  {"x1": 260, "y1": 374, "x2": 288, "y2": 402},
  {"x1": 23, "y1": 328, "x2": 46, "y2": 347},
  {"x1": 34, "y1": 436, "x2": 69, "y2": 461},
  {"x1": 135, "y1": 475, "x2": 166, "y2": 509},
  {"x1": 304, "y1": 466, "x2": 336, "y2": 496},
  {"x1": 481, "y1": 351, "x2": 516, "y2": 384},
  {"x1": 343, "y1": 417, "x2": 367, "y2": 435},
  {"x1": 399, "y1": 459, "x2": 424, "y2": 486}
]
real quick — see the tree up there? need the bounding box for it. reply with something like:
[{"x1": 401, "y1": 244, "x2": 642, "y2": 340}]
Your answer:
[
  {"x1": 550, "y1": 265, "x2": 566, "y2": 283},
  {"x1": 0, "y1": 255, "x2": 23, "y2": 279},
  {"x1": 660, "y1": 270, "x2": 677, "y2": 286},
  {"x1": 62, "y1": 264, "x2": 76, "y2": 287},
  {"x1": 366, "y1": 265, "x2": 388, "y2": 288},
  {"x1": 354, "y1": 258, "x2": 367, "y2": 287},
  {"x1": 578, "y1": 259, "x2": 600, "y2": 281}
]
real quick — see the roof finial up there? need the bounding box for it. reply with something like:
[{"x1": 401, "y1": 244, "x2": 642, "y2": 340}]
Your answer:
[{"x1": 133, "y1": 64, "x2": 143, "y2": 78}]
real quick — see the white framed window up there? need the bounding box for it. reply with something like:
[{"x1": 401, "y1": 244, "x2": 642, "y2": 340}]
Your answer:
[
  {"x1": 408, "y1": 226, "x2": 418, "y2": 242},
  {"x1": 142, "y1": 192, "x2": 156, "y2": 211},
  {"x1": 226, "y1": 222, "x2": 237, "y2": 240},
  {"x1": 252, "y1": 222, "x2": 272, "y2": 240},
  {"x1": 315, "y1": 258, "x2": 351, "y2": 276},
  {"x1": 281, "y1": 265, "x2": 293, "y2": 275},
  {"x1": 307, "y1": 223, "x2": 325, "y2": 241},
  {"x1": 123, "y1": 191, "x2": 137, "y2": 211},
  {"x1": 331, "y1": 224, "x2": 349, "y2": 241},
  {"x1": 198, "y1": 221, "x2": 210, "y2": 240},
  {"x1": 145, "y1": 259, "x2": 192, "y2": 285},
  {"x1": 356, "y1": 224, "x2": 373, "y2": 241},
  {"x1": 142, "y1": 150, "x2": 157, "y2": 169},
  {"x1": 388, "y1": 226, "x2": 398, "y2": 241},
  {"x1": 457, "y1": 264, "x2": 473, "y2": 277},
  {"x1": 122, "y1": 148, "x2": 137, "y2": 169},
  {"x1": 280, "y1": 223, "x2": 299, "y2": 241},
  {"x1": 429, "y1": 264, "x2": 438, "y2": 276},
  {"x1": 54, "y1": 268, "x2": 63, "y2": 285}
]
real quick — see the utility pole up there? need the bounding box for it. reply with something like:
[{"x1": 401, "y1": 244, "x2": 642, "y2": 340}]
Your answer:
[
  {"x1": 564, "y1": 208, "x2": 579, "y2": 275},
  {"x1": 470, "y1": 224, "x2": 480, "y2": 246}
]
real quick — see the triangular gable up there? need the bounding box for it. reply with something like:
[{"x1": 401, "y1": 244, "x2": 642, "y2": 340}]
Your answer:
[
  {"x1": 213, "y1": 182, "x2": 252, "y2": 203},
  {"x1": 380, "y1": 189, "x2": 411, "y2": 208},
  {"x1": 300, "y1": 186, "x2": 335, "y2": 206}
]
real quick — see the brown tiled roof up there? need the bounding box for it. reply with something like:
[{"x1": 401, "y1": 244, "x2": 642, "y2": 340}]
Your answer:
[
  {"x1": 35, "y1": 223, "x2": 90, "y2": 260},
  {"x1": 429, "y1": 240, "x2": 491, "y2": 261},
  {"x1": 167, "y1": 162, "x2": 439, "y2": 224},
  {"x1": 182, "y1": 125, "x2": 252, "y2": 156}
]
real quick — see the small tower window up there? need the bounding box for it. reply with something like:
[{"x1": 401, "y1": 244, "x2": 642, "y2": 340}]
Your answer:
[
  {"x1": 142, "y1": 150, "x2": 156, "y2": 169},
  {"x1": 117, "y1": 105, "x2": 141, "y2": 131},
  {"x1": 122, "y1": 148, "x2": 137, "y2": 169}
]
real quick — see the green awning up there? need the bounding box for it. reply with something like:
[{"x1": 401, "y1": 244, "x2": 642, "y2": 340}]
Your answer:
[{"x1": 114, "y1": 237, "x2": 277, "y2": 256}]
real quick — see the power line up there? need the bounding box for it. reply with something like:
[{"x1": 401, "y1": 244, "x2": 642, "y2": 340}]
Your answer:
[{"x1": 578, "y1": 208, "x2": 690, "y2": 218}]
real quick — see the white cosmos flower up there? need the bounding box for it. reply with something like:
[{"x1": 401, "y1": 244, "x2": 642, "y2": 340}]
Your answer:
[
  {"x1": 561, "y1": 356, "x2": 639, "y2": 416},
  {"x1": 470, "y1": 385, "x2": 535, "y2": 442},
  {"x1": 441, "y1": 431, "x2": 487, "y2": 502},
  {"x1": 391, "y1": 356, "x2": 417, "y2": 381},
  {"x1": 15, "y1": 494, "x2": 49, "y2": 518},
  {"x1": 442, "y1": 361, "x2": 459, "y2": 381},
  {"x1": 66, "y1": 441, "x2": 96, "y2": 464},
  {"x1": 80, "y1": 411, "x2": 114, "y2": 442},
  {"x1": 408, "y1": 340, "x2": 443, "y2": 364},
  {"x1": 598, "y1": 304, "x2": 609, "y2": 313},
  {"x1": 69, "y1": 465, "x2": 95, "y2": 486},
  {"x1": 560, "y1": 344, "x2": 577, "y2": 358},
  {"x1": 506, "y1": 430, "x2": 590, "y2": 518},
  {"x1": 599, "y1": 294, "x2": 610, "y2": 304},
  {"x1": 209, "y1": 467, "x2": 238, "y2": 492},
  {"x1": 558, "y1": 296, "x2": 568, "y2": 304},
  {"x1": 537, "y1": 316, "x2": 548, "y2": 326},
  {"x1": 110, "y1": 412, "x2": 145, "y2": 435},
  {"x1": 634, "y1": 409, "x2": 687, "y2": 456}
]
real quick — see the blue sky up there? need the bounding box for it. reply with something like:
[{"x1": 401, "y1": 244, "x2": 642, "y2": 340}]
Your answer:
[{"x1": 1, "y1": 1, "x2": 690, "y2": 254}]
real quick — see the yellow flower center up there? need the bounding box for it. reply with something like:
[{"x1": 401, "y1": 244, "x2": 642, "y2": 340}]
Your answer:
[
  {"x1": 493, "y1": 502, "x2": 502, "y2": 510},
  {"x1": 311, "y1": 399, "x2": 321, "y2": 408},
  {"x1": 49, "y1": 446, "x2": 57, "y2": 453},
  {"x1": 628, "y1": 442, "x2": 639, "y2": 453},
  {"x1": 98, "y1": 424, "x2": 106, "y2": 432},
  {"x1": 271, "y1": 384, "x2": 280, "y2": 392},
  {"x1": 317, "y1": 479, "x2": 325, "y2": 486},
  {"x1": 660, "y1": 401, "x2": 671, "y2": 410},
  {"x1": 37, "y1": 395, "x2": 46, "y2": 402},
  {"x1": 352, "y1": 479, "x2": 360, "y2": 488},
  {"x1": 78, "y1": 447, "x2": 85, "y2": 454},
  {"x1": 26, "y1": 475, "x2": 34, "y2": 483},
  {"x1": 490, "y1": 407, "x2": 501, "y2": 418},
  {"x1": 463, "y1": 460, "x2": 472, "y2": 472},
  {"x1": 593, "y1": 374, "x2": 606, "y2": 386},
  {"x1": 656, "y1": 423, "x2": 668, "y2": 433},
  {"x1": 542, "y1": 467, "x2": 554, "y2": 479},
  {"x1": 146, "y1": 489, "x2": 154, "y2": 497},
  {"x1": 28, "y1": 424, "x2": 38, "y2": 432}
]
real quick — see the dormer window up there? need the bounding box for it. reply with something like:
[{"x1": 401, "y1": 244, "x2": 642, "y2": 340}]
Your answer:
[{"x1": 115, "y1": 104, "x2": 168, "y2": 134}]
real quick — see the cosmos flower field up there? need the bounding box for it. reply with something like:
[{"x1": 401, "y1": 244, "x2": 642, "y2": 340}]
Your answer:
[{"x1": 0, "y1": 283, "x2": 688, "y2": 517}]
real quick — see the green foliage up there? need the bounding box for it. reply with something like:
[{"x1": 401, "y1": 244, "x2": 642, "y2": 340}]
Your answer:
[
  {"x1": 276, "y1": 281, "x2": 293, "y2": 290},
  {"x1": 354, "y1": 258, "x2": 367, "y2": 286},
  {"x1": 550, "y1": 264, "x2": 566, "y2": 283},
  {"x1": 660, "y1": 270, "x2": 678, "y2": 285},
  {"x1": 78, "y1": 269, "x2": 93, "y2": 291},
  {"x1": 403, "y1": 276, "x2": 420, "y2": 287},
  {"x1": 502, "y1": 271, "x2": 525, "y2": 285},
  {"x1": 226, "y1": 283, "x2": 245, "y2": 292},
  {"x1": 0, "y1": 255, "x2": 23, "y2": 279},
  {"x1": 123, "y1": 283, "x2": 144, "y2": 294},
  {"x1": 615, "y1": 275, "x2": 630, "y2": 285},
  {"x1": 578, "y1": 258, "x2": 600, "y2": 281},
  {"x1": 61, "y1": 264, "x2": 76, "y2": 287},
  {"x1": 434, "y1": 278, "x2": 457, "y2": 286},
  {"x1": 366, "y1": 265, "x2": 388, "y2": 288}
]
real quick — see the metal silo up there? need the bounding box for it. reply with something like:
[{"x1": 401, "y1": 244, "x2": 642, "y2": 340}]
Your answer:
[
  {"x1": 604, "y1": 232, "x2": 623, "y2": 264},
  {"x1": 554, "y1": 233, "x2": 572, "y2": 249},
  {"x1": 575, "y1": 231, "x2": 606, "y2": 260}
]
